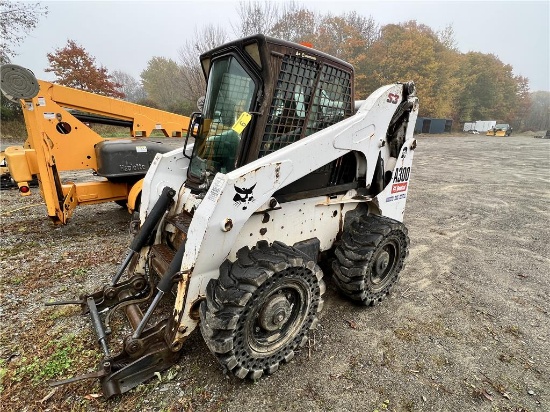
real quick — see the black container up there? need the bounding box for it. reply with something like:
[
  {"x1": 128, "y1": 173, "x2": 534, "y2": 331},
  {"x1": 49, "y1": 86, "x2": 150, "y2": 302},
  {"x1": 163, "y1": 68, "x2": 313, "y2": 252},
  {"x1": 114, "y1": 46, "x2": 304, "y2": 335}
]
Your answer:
[{"x1": 95, "y1": 139, "x2": 172, "y2": 179}]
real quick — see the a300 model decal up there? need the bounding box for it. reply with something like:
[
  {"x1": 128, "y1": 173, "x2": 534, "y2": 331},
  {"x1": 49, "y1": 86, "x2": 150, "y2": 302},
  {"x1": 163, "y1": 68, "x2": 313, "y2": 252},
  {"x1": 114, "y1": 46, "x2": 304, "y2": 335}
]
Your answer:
[{"x1": 387, "y1": 166, "x2": 411, "y2": 202}]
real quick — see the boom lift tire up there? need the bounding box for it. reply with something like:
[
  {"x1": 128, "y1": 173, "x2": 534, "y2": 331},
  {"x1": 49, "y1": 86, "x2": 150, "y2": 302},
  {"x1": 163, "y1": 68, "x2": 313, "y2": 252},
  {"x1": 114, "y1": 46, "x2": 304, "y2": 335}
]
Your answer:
[
  {"x1": 200, "y1": 240, "x2": 325, "y2": 380},
  {"x1": 332, "y1": 215, "x2": 409, "y2": 305}
]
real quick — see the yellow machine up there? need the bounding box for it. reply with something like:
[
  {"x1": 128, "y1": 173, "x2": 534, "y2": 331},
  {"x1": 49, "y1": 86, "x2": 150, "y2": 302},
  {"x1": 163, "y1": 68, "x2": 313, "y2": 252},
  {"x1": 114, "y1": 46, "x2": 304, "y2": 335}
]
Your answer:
[
  {"x1": 0, "y1": 64, "x2": 190, "y2": 224},
  {"x1": 486, "y1": 123, "x2": 512, "y2": 136}
]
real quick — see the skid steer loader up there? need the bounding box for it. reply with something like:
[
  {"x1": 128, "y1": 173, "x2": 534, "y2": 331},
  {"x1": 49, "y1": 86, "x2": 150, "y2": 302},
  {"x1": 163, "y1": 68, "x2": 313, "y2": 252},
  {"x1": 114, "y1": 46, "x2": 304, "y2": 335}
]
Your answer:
[{"x1": 48, "y1": 34, "x2": 419, "y2": 397}]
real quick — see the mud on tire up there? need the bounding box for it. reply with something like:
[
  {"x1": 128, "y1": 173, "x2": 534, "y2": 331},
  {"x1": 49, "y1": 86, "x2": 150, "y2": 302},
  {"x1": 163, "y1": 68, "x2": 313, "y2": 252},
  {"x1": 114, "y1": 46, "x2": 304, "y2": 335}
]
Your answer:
[
  {"x1": 332, "y1": 214, "x2": 409, "y2": 305},
  {"x1": 200, "y1": 240, "x2": 325, "y2": 380}
]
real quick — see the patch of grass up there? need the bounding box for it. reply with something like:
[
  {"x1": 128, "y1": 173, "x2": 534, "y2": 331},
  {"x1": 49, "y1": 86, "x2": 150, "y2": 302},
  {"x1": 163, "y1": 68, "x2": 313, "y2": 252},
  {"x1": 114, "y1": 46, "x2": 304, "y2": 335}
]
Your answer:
[
  {"x1": 8, "y1": 276, "x2": 24, "y2": 286},
  {"x1": 0, "y1": 120, "x2": 27, "y2": 141},
  {"x1": 47, "y1": 305, "x2": 79, "y2": 321},
  {"x1": 71, "y1": 267, "x2": 88, "y2": 278},
  {"x1": 13, "y1": 333, "x2": 80, "y2": 383},
  {"x1": 0, "y1": 359, "x2": 7, "y2": 393},
  {"x1": 372, "y1": 399, "x2": 391, "y2": 412}
]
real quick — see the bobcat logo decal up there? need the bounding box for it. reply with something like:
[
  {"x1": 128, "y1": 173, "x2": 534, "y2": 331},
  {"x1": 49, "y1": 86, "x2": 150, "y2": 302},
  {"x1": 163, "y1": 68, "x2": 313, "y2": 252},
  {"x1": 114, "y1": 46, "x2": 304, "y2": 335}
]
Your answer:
[{"x1": 233, "y1": 184, "x2": 256, "y2": 210}]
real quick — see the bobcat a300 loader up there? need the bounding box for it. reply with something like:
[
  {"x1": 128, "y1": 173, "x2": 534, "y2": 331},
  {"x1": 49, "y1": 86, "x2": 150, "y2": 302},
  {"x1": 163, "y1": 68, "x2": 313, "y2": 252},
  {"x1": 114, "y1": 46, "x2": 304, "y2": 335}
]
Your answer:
[{"x1": 49, "y1": 34, "x2": 419, "y2": 397}]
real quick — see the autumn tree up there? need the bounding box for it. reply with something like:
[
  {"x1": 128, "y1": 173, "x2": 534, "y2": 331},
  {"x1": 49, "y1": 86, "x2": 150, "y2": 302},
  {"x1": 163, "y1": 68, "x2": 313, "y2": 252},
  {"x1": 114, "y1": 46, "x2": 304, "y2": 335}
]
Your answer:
[
  {"x1": 0, "y1": 1, "x2": 47, "y2": 64},
  {"x1": 111, "y1": 70, "x2": 146, "y2": 102},
  {"x1": 360, "y1": 21, "x2": 460, "y2": 118},
  {"x1": 456, "y1": 52, "x2": 526, "y2": 126},
  {"x1": 233, "y1": 0, "x2": 282, "y2": 37},
  {"x1": 45, "y1": 40, "x2": 123, "y2": 98},
  {"x1": 269, "y1": 2, "x2": 318, "y2": 42}
]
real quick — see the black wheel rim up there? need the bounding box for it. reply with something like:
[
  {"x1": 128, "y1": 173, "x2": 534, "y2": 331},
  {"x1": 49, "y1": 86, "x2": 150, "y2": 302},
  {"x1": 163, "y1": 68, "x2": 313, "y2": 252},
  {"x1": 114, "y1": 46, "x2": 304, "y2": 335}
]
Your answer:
[
  {"x1": 369, "y1": 237, "x2": 399, "y2": 291},
  {"x1": 234, "y1": 267, "x2": 316, "y2": 369}
]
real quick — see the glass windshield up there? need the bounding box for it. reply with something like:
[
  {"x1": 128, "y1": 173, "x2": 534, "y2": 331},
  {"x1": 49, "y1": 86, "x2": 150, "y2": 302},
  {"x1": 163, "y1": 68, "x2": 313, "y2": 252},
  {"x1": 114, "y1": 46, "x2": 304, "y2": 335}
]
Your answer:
[{"x1": 189, "y1": 56, "x2": 255, "y2": 180}]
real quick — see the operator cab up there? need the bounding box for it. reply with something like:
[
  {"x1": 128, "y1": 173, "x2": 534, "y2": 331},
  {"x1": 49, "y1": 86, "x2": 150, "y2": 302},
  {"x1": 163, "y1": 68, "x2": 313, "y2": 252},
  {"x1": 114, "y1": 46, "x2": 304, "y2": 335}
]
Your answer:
[{"x1": 185, "y1": 34, "x2": 357, "y2": 200}]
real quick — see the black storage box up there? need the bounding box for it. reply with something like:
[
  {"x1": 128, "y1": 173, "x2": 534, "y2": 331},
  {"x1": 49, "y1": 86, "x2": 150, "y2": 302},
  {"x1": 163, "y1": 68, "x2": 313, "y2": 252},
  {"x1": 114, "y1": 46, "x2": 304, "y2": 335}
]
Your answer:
[{"x1": 95, "y1": 139, "x2": 172, "y2": 179}]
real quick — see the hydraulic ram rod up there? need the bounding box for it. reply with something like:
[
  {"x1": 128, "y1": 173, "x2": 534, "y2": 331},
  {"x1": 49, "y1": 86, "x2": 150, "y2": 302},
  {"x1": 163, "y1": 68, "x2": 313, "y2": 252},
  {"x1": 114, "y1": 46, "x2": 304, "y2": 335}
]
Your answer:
[
  {"x1": 111, "y1": 186, "x2": 176, "y2": 285},
  {"x1": 132, "y1": 241, "x2": 186, "y2": 339},
  {"x1": 87, "y1": 297, "x2": 110, "y2": 357}
]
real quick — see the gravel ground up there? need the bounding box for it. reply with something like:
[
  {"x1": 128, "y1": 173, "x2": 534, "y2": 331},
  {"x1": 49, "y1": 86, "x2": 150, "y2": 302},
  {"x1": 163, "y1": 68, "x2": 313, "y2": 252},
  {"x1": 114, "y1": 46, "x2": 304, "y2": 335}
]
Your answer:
[{"x1": 0, "y1": 134, "x2": 549, "y2": 411}]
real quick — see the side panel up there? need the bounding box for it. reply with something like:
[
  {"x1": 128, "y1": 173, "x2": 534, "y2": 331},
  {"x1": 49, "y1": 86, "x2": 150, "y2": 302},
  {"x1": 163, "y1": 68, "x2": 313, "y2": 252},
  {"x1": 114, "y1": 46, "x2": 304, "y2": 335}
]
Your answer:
[
  {"x1": 375, "y1": 139, "x2": 416, "y2": 221},
  {"x1": 140, "y1": 145, "x2": 193, "y2": 219}
]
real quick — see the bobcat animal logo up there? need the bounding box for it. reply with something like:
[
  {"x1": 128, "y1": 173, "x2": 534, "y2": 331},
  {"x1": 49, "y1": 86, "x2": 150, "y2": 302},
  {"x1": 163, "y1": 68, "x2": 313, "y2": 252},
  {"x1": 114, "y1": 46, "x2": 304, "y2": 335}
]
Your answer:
[{"x1": 233, "y1": 184, "x2": 256, "y2": 210}]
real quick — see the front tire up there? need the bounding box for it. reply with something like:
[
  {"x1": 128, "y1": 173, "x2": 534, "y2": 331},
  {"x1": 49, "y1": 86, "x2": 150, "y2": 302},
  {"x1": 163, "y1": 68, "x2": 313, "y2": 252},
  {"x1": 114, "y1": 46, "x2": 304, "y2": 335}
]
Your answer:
[
  {"x1": 200, "y1": 241, "x2": 325, "y2": 380},
  {"x1": 332, "y1": 214, "x2": 409, "y2": 305}
]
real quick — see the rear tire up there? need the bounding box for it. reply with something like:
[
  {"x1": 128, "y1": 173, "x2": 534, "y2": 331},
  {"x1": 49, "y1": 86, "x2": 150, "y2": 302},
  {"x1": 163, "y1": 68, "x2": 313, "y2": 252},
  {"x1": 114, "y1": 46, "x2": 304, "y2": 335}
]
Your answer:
[
  {"x1": 332, "y1": 214, "x2": 409, "y2": 305},
  {"x1": 200, "y1": 241, "x2": 325, "y2": 380}
]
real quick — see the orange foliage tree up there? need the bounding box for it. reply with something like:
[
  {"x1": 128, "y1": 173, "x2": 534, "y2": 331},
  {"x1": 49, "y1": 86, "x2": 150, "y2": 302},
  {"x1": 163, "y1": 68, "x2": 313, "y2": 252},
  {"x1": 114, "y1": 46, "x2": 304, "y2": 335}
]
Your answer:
[{"x1": 45, "y1": 40, "x2": 124, "y2": 98}]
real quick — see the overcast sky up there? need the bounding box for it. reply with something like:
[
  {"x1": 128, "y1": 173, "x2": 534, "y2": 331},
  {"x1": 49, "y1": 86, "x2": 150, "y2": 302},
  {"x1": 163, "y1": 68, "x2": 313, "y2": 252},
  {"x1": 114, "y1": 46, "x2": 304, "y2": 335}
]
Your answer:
[{"x1": 11, "y1": 0, "x2": 550, "y2": 92}]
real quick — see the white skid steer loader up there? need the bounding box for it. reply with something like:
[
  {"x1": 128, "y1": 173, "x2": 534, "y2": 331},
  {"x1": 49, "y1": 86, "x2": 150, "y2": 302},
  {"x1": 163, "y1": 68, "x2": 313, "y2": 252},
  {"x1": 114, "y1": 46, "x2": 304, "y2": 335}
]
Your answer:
[{"x1": 48, "y1": 34, "x2": 419, "y2": 397}]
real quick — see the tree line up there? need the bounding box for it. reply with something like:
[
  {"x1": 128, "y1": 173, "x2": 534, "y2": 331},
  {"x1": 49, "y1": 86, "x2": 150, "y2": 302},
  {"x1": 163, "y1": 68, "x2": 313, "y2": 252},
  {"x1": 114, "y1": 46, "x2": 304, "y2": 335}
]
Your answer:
[{"x1": 1, "y1": 1, "x2": 548, "y2": 132}]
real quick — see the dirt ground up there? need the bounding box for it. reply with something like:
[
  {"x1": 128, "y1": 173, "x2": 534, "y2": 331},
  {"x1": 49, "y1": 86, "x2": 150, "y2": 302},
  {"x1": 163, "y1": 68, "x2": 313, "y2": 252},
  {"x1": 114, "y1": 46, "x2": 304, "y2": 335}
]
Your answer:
[{"x1": 0, "y1": 134, "x2": 549, "y2": 412}]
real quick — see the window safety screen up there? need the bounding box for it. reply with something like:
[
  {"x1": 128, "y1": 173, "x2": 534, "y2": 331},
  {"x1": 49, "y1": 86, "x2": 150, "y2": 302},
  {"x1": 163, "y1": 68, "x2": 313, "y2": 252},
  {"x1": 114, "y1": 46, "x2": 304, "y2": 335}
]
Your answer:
[{"x1": 259, "y1": 55, "x2": 352, "y2": 158}]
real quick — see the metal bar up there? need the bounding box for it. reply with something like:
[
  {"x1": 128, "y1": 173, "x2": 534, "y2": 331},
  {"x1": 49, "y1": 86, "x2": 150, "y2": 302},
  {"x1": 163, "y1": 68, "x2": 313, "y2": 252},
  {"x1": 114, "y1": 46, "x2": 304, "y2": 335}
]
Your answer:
[
  {"x1": 132, "y1": 240, "x2": 186, "y2": 339},
  {"x1": 110, "y1": 251, "x2": 135, "y2": 285},
  {"x1": 124, "y1": 303, "x2": 144, "y2": 331},
  {"x1": 87, "y1": 297, "x2": 110, "y2": 357},
  {"x1": 48, "y1": 361, "x2": 110, "y2": 387},
  {"x1": 44, "y1": 299, "x2": 83, "y2": 306},
  {"x1": 132, "y1": 291, "x2": 164, "y2": 339}
]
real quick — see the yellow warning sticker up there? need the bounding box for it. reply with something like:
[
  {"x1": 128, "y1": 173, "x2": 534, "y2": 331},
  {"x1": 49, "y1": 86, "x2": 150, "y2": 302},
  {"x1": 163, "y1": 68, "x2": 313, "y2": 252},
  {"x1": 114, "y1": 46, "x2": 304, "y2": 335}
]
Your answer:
[{"x1": 232, "y1": 112, "x2": 252, "y2": 134}]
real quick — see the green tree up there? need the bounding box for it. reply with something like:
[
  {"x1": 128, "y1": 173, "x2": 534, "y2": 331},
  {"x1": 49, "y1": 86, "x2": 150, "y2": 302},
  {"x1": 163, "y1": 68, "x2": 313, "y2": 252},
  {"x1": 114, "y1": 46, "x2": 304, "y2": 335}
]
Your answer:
[
  {"x1": 456, "y1": 52, "x2": 523, "y2": 125},
  {"x1": 45, "y1": 40, "x2": 124, "y2": 98},
  {"x1": 140, "y1": 57, "x2": 188, "y2": 114}
]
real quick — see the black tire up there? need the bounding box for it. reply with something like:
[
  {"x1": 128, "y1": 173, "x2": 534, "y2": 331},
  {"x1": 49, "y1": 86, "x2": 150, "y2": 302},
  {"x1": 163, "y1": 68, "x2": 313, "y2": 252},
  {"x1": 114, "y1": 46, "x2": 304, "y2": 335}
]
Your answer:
[
  {"x1": 200, "y1": 240, "x2": 325, "y2": 380},
  {"x1": 332, "y1": 214, "x2": 409, "y2": 305}
]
